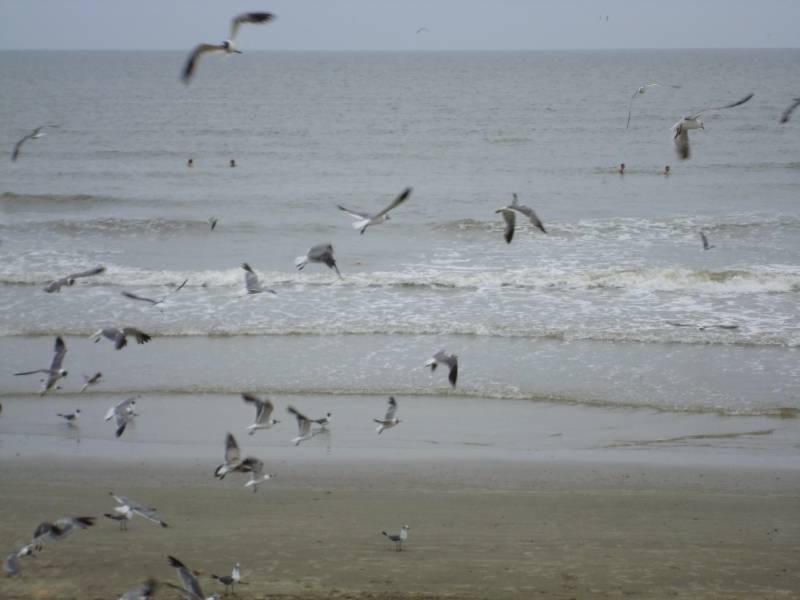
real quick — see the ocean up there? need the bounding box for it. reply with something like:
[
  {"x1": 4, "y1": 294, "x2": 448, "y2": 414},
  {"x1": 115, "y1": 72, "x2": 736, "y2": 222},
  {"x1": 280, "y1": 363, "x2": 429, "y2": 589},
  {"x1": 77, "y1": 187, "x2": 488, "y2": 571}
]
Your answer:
[{"x1": 1, "y1": 49, "x2": 799, "y2": 463}]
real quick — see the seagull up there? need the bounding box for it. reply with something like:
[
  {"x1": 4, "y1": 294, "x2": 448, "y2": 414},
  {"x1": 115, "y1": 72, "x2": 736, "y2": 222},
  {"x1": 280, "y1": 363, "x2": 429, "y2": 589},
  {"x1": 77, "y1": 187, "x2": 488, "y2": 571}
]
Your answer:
[
  {"x1": 626, "y1": 82, "x2": 661, "y2": 129},
  {"x1": 105, "y1": 397, "x2": 138, "y2": 438},
  {"x1": 780, "y1": 97, "x2": 800, "y2": 124},
  {"x1": 700, "y1": 230, "x2": 715, "y2": 251},
  {"x1": 337, "y1": 187, "x2": 412, "y2": 234},
  {"x1": 242, "y1": 263, "x2": 276, "y2": 295},
  {"x1": 80, "y1": 372, "x2": 103, "y2": 393},
  {"x1": 14, "y1": 336, "x2": 67, "y2": 395},
  {"x1": 211, "y1": 563, "x2": 241, "y2": 594},
  {"x1": 242, "y1": 457, "x2": 275, "y2": 492},
  {"x1": 166, "y1": 556, "x2": 220, "y2": 600},
  {"x1": 104, "y1": 511, "x2": 131, "y2": 531},
  {"x1": 3, "y1": 544, "x2": 35, "y2": 577},
  {"x1": 208, "y1": 217, "x2": 218, "y2": 231},
  {"x1": 295, "y1": 243, "x2": 342, "y2": 278},
  {"x1": 495, "y1": 193, "x2": 547, "y2": 244},
  {"x1": 92, "y1": 327, "x2": 151, "y2": 350},
  {"x1": 32, "y1": 517, "x2": 95, "y2": 550},
  {"x1": 672, "y1": 93, "x2": 754, "y2": 160},
  {"x1": 416, "y1": 27, "x2": 429, "y2": 34},
  {"x1": 314, "y1": 412, "x2": 332, "y2": 429},
  {"x1": 374, "y1": 396, "x2": 401, "y2": 434},
  {"x1": 382, "y1": 525, "x2": 410, "y2": 551},
  {"x1": 44, "y1": 266, "x2": 106, "y2": 293},
  {"x1": 667, "y1": 321, "x2": 739, "y2": 331},
  {"x1": 426, "y1": 350, "x2": 458, "y2": 387},
  {"x1": 11, "y1": 125, "x2": 58, "y2": 161},
  {"x1": 118, "y1": 578, "x2": 158, "y2": 600},
  {"x1": 57, "y1": 409, "x2": 81, "y2": 425},
  {"x1": 182, "y1": 12, "x2": 276, "y2": 84},
  {"x1": 121, "y1": 279, "x2": 188, "y2": 307},
  {"x1": 110, "y1": 493, "x2": 169, "y2": 528},
  {"x1": 242, "y1": 393, "x2": 280, "y2": 435},
  {"x1": 287, "y1": 405, "x2": 324, "y2": 446},
  {"x1": 213, "y1": 432, "x2": 264, "y2": 481}
]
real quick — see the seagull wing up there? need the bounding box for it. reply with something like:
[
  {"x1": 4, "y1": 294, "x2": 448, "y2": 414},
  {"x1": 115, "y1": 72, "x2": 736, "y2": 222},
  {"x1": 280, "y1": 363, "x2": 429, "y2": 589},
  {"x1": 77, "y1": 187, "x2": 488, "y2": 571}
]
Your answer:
[
  {"x1": 510, "y1": 204, "x2": 546, "y2": 234},
  {"x1": 495, "y1": 208, "x2": 516, "y2": 244},
  {"x1": 132, "y1": 506, "x2": 168, "y2": 527},
  {"x1": 225, "y1": 432, "x2": 241, "y2": 463},
  {"x1": 372, "y1": 187, "x2": 412, "y2": 220},
  {"x1": 181, "y1": 43, "x2": 223, "y2": 84},
  {"x1": 230, "y1": 12, "x2": 276, "y2": 41},
  {"x1": 700, "y1": 231, "x2": 710, "y2": 250},
  {"x1": 625, "y1": 88, "x2": 640, "y2": 129},
  {"x1": 14, "y1": 369, "x2": 51, "y2": 376},
  {"x1": 780, "y1": 97, "x2": 800, "y2": 124},
  {"x1": 385, "y1": 396, "x2": 397, "y2": 421},
  {"x1": 337, "y1": 205, "x2": 370, "y2": 220},
  {"x1": 167, "y1": 556, "x2": 205, "y2": 600},
  {"x1": 673, "y1": 124, "x2": 690, "y2": 160},
  {"x1": 690, "y1": 92, "x2": 754, "y2": 119},
  {"x1": 244, "y1": 268, "x2": 261, "y2": 293},
  {"x1": 288, "y1": 405, "x2": 311, "y2": 435},
  {"x1": 67, "y1": 266, "x2": 106, "y2": 280},
  {"x1": 122, "y1": 327, "x2": 151, "y2": 345},
  {"x1": 243, "y1": 393, "x2": 274, "y2": 423},
  {"x1": 11, "y1": 131, "x2": 35, "y2": 161},
  {"x1": 50, "y1": 336, "x2": 67, "y2": 371},
  {"x1": 122, "y1": 291, "x2": 160, "y2": 305}
]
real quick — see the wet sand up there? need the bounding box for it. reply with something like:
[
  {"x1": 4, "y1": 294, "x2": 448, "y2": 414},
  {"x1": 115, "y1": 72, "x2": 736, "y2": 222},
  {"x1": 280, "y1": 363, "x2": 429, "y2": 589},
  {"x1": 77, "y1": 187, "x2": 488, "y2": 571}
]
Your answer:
[{"x1": 2, "y1": 456, "x2": 799, "y2": 599}]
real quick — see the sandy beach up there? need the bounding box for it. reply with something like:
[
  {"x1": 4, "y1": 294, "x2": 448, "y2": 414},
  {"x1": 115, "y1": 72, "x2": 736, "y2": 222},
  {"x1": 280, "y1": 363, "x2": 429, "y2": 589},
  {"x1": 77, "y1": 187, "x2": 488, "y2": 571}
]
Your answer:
[{"x1": 2, "y1": 454, "x2": 798, "y2": 600}]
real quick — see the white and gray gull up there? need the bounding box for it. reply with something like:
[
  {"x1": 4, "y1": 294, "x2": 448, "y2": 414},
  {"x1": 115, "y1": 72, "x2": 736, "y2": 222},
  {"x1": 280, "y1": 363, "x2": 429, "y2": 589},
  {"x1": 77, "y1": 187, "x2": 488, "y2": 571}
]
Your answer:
[
  {"x1": 166, "y1": 555, "x2": 220, "y2": 600},
  {"x1": 182, "y1": 12, "x2": 276, "y2": 84},
  {"x1": 13, "y1": 335, "x2": 68, "y2": 395},
  {"x1": 242, "y1": 392, "x2": 280, "y2": 435},
  {"x1": 295, "y1": 243, "x2": 342, "y2": 278},
  {"x1": 109, "y1": 492, "x2": 169, "y2": 528},
  {"x1": 242, "y1": 263, "x2": 276, "y2": 295},
  {"x1": 44, "y1": 266, "x2": 105, "y2": 293},
  {"x1": 425, "y1": 350, "x2": 459, "y2": 387},
  {"x1": 495, "y1": 193, "x2": 547, "y2": 244},
  {"x1": 92, "y1": 327, "x2": 151, "y2": 350},
  {"x1": 11, "y1": 125, "x2": 58, "y2": 161},
  {"x1": 337, "y1": 187, "x2": 412, "y2": 234},
  {"x1": 117, "y1": 578, "x2": 158, "y2": 600},
  {"x1": 121, "y1": 278, "x2": 188, "y2": 306},
  {"x1": 672, "y1": 93, "x2": 753, "y2": 160},
  {"x1": 374, "y1": 396, "x2": 401, "y2": 434}
]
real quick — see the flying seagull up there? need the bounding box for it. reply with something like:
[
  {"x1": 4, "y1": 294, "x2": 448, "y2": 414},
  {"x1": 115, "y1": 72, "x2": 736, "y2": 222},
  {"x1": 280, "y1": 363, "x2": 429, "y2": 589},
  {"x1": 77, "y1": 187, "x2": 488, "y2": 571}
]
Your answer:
[
  {"x1": 14, "y1": 335, "x2": 67, "y2": 395},
  {"x1": 44, "y1": 266, "x2": 105, "y2": 293},
  {"x1": 57, "y1": 409, "x2": 81, "y2": 425},
  {"x1": 92, "y1": 327, "x2": 151, "y2": 350},
  {"x1": 11, "y1": 125, "x2": 58, "y2": 161},
  {"x1": 416, "y1": 27, "x2": 429, "y2": 34},
  {"x1": 3, "y1": 544, "x2": 35, "y2": 577},
  {"x1": 32, "y1": 517, "x2": 95, "y2": 550},
  {"x1": 166, "y1": 556, "x2": 220, "y2": 600},
  {"x1": 625, "y1": 82, "x2": 680, "y2": 129},
  {"x1": 780, "y1": 97, "x2": 800, "y2": 124},
  {"x1": 295, "y1": 243, "x2": 342, "y2": 278},
  {"x1": 374, "y1": 396, "x2": 401, "y2": 434},
  {"x1": 182, "y1": 12, "x2": 276, "y2": 84},
  {"x1": 214, "y1": 432, "x2": 265, "y2": 483},
  {"x1": 700, "y1": 230, "x2": 715, "y2": 251},
  {"x1": 382, "y1": 525, "x2": 410, "y2": 551},
  {"x1": 118, "y1": 578, "x2": 158, "y2": 600},
  {"x1": 314, "y1": 412, "x2": 332, "y2": 429},
  {"x1": 242, "y1": 457, "x2": 275, "y2": 492},
  {"x1": 121, "y1": 279, "x2": 188, "y2": 307},
  {"x1": 242, "y1": 393, "x2": 280, "y2": 435},
  {"x1": 426, "y1": 350, "x2": 458, "y2": 387},
  {"x1": 211, "y1": 563, "x2": 241, "y2": 594},
  {"x1": 287, "y1": 405, "x2": 323, "y2": 446},
  {"x1": 80, "y1": 372, "x2": 103, "y2": 393},
  {"x1": 672, "y1": 93, "x2": 754, "y2": 160},
  {"x1": 242, "y1": 263, "x2": 276, "y2": 295},
  {"x1": 110, "y1": 493, "x2": 169, "y2": 528},
  {"x1": 105, "y1": 397, "x2": 138, "y2": 438},
  {"x1": 667, "y1": 321, "x2": 739, "y2": 331},
  {"x1": 208, "y1": 217, "x2": 218, "y2": 231},
  {"x1": 337, "y1": 187, "x2": 412, "y2": 234},
  {"x1": 495, "y1": 193, "x2": 547, "y2": 244}
]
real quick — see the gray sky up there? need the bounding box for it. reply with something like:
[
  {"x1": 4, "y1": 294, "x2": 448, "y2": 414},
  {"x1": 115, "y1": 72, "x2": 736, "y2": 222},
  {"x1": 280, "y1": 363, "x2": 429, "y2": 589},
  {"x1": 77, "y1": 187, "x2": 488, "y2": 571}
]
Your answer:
[{"x1": 1, "y1": 0, "x2": 799, "y2": 51}]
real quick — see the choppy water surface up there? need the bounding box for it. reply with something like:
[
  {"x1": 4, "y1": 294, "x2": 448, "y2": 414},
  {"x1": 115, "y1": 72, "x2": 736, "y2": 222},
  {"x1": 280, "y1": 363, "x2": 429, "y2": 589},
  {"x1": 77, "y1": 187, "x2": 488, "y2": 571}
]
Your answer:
[{"x1": 1, "y1": 49, "x2": 799, "y2": 424}]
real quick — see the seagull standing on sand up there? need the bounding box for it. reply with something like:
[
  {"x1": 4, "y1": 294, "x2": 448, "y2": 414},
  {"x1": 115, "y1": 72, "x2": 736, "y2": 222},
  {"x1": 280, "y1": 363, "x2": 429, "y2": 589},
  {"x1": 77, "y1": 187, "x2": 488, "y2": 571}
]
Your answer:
[
  {"x1": 374, "y1": 396, "x2": 401, "y2": 434},
  {"x1": 57, "y1": 409, "x2": 81, "y2": 425},
  {"x1": 337, "y1": 187, "x2": 412, "y2": 234},
  {"x1": 672, "y1": 93, "x2": 754, "y2": 159},
  {"x1": 118, "y1": 578, "x2": 158, "y2": 600},
  {"x1": 44, "y1": 266, "x2": 105, "y2": 293},
  {"x1": 426, "y1": 350, "x2": 458, "y2": 387},
  {"x1": 211, "y1": 563, "x2": 241, "y2": 593},
  {"x1": 121, "y1": 279, "x2": 188, "y2": 307},
  {"x1": 242, "y1": 393, "x2": 280, "y2": 435},
  {"x1": 166, "y1": 556, "x2": 220, "y2": 600},
  {"x1": 700, "y1": 230, "x2": 715, "y2": 251},
  {"x1": 92, "y1": 327, "x2": 151, "y2": 350},
  {"x1": 14, "y1": 336, "x2": 67, "y2": 395},
  {"x1": 104, "y1": 510, "x2": 132, "y2": 531},
  {"x1": 81, "y1": 371, "x2": 103, "y2": 392},
  {"x1": 242, "y1": 263, "x2": 276, "y2": 295},
  {"x1": 382, "y1": 525, "x2": 410, "y2": 551},
  {"x1": 295, "y1": 243, "x2": 342, "y2": 278},
  {"x1": 495, "y1": 193, "x2": 547, "y2": 244},
  {"x1": 287, "y1": 405, "x2": 323, "y2": 446},
  {"x1": 11, "y1": 125, "x2": 58, "y2": 161},
  {"x1": 109, "y1": 493, "x2": 169, "y2": 528},
  {"x1": 182, "y1": 12, "x2": 276, "y2": 83}
]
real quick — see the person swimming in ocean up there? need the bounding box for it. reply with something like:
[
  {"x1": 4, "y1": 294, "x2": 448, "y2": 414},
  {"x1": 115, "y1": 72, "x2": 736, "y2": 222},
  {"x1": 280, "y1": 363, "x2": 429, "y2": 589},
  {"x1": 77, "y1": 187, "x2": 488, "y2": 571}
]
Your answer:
[
  {"x1": 618, "y1": 162, "x2": 625, "y2": 174},
  {"x1": 230, "y1": 159, "x2": 236, "y2": 168},
  {"x1": 187, "y1": 158, "x2": 193, "y2": 167},
  {"x1": 661, "y1": 165, "x2": 671, "y2": 176}
]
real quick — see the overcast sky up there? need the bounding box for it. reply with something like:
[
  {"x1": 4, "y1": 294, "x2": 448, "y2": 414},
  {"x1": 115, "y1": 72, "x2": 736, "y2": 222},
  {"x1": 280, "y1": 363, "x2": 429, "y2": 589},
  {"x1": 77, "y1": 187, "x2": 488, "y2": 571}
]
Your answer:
[{"x1": 1, "y1": 0, "x2": 799, "y2": 51}]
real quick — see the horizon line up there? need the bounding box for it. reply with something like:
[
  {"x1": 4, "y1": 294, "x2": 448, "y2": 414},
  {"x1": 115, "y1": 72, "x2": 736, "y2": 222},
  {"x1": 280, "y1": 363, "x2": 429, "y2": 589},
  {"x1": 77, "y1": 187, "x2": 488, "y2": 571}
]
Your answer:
[{"x1": 1, "y1": 46, "x2": 799, "y2": 53}]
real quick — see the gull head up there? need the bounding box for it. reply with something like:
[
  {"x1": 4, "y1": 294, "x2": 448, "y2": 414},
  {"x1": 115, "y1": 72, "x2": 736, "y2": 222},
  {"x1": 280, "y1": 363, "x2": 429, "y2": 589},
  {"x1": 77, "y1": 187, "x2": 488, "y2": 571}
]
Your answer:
[
  {"x1": 66, "y1": 278, "x2": 76, "y2": 287},
  {"x1": 59, "y1": 369, "x2": 68, "y2": 376},
  {"x1": 699, "y1": 120, "x2": 705, "y2": 130}
]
